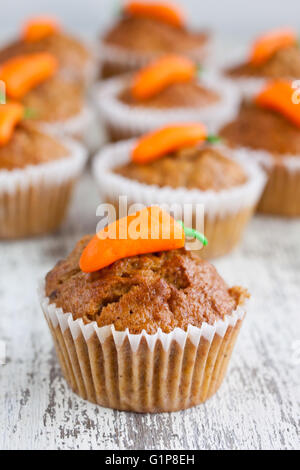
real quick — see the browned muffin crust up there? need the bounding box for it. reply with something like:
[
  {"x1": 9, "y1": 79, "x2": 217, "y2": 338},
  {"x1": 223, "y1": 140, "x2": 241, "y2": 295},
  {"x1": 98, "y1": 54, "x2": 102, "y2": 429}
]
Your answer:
[
  {"x1": 0, "y1": 33, "x2": 91, "y2": 73},
  {"x1": 220, "y1": 101, "x2": 300, "y2": 156},
  {"x1": 103, "y1": 16, "x2": 207, "y2": 55},
  {"x1": 119, "y1": 81, "x2": 220, "y2": 108},
  {"x1": 226, "y1": 45, "x2": 300, "y2": 79},
  {"x1": 45, "y1": 236, "x2": 248, "y2": 334},
  {"x1": 22, "y1": 77, "x2": 84, "y2": 122},
  {"x1": 114, "y1": 145, "x2": 247, "y2": 190},
  {"x1": 0, "y1": 123, "x2": 69, "y2": 170}
]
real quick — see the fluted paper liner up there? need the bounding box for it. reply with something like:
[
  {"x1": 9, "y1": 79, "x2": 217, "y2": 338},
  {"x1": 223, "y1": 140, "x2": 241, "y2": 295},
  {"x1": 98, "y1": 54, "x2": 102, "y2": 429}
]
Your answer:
[
  {"x1": 0, "y1": 138, "x2": 87, "y2": 238},
  {"x1": 39, "y1": 105, "x2": 95, "y2": 149},
  {"x1": 98, "y1": 41, "x2": 210, "y2": 79},
  {"x1": 229, "y1": 146, "x2": 300, "y2": 216},
  {"x1": 95, "y1": 72, "x2": 240, "y2": 139},
  {"x1": 40, "y1": 286, "x2": 246, "y2": 412},
  {"x1": 92, "y1": 140, "x2": 266, "y2": 258}
]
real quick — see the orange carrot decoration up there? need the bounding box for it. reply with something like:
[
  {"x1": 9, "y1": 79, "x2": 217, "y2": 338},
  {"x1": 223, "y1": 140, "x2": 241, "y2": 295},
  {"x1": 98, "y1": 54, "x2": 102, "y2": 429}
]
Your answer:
[
  {"x1": 0, "y1": 53, "x2": 58, "y2": 99},
  {"x1": 255, "y1": 80, "x2": 300, "y2": 128},
  {"x1": 132, "y1": 123, "x2": 207, "y2": 164},
  {"x1": 131, "y1": 55, "x2": 196, "y2": 100},
  {"x1": 250, "y1": 28, "x2": 297, "y2": 66},
  {"x1": 80, "y1": 206, "x2": 185, "y2": 273},
  {"x1": 124, "y1": 1, "x2": 185, "y2": 28},
  {"x1": 0, "y1": 102, "x2": 24, "y2": 146},
  {"x1": 22, "y1": 16, "x2": 60, "y2": 42}
]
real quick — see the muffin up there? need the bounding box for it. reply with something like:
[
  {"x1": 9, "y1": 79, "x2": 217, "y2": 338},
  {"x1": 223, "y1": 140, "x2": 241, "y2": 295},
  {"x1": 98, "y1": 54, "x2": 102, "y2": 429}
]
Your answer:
[
  {"x1": 0, "y1": 53, "x2": 93, "y2": 143},
  {"x1": 92, "y1": 124, "x2": 266, "y2": 258},
  {"x1": 220, "y1": 80, "x2": 300, "y2": 216},
  {"x1": 99, "y1": 1, "x2": 209, "y2": 78},
  {"x1": 96, "y1": 55, "x2": 239, "y2": 141},
  {"x1": 225, "y1": 28, "x2": 300, "y2": 97},
  {"x1": 0, "y1": 16, "x2": 94, "y2": 86},
  {"x1": 0, "y1": 103, "x2": 87, "y2": 238},
  {"x1": 40, "y1": 206, "x2": 249, "y2": 412}
]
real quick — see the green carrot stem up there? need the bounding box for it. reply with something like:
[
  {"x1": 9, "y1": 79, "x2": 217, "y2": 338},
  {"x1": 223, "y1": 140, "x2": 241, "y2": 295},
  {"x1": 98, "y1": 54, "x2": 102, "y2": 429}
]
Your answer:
[
  {"x1": 206, "y1": 134, "x2": 222, "y2": 144},
  {"x1": 177, "y1": 221, "x2": 208, "y2": 246}
]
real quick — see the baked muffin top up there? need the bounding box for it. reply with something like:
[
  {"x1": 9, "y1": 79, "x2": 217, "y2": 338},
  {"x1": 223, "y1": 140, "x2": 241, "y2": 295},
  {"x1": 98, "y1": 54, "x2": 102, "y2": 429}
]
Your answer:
[
  {"x1": 45, "y1": 236, "x2": 248, "y2": 334},
  {"x1": 0, "y1": 33, "x2": 91, "y2": 75},
  {"x1": 119, "y1": 80, "x2": 220, "y2": 108},
  {"x1": 227, "y1": 45, "x2": 300, "y2": 80},
  {"x1": 103, "y1": 16, "x2": 207, "y2": 55},
  {"x1": 114, "y1": 145, "x2": 247, "y2": 190},
  {"x1": 0, "y1": 122, "x2": 69, "y2": 170},
  {"x1": 220, "y1": 101, "x2": 300, "y2": 156},
  {"x1": 22, "y1": 77, "x2": 84, "y2": 122}
]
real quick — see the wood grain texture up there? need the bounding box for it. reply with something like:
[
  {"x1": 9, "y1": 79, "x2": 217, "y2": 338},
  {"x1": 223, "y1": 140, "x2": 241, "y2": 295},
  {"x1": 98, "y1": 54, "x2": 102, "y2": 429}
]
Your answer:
[{"x1": 0, "y1": 172, "x2": 299, "y2": 450}]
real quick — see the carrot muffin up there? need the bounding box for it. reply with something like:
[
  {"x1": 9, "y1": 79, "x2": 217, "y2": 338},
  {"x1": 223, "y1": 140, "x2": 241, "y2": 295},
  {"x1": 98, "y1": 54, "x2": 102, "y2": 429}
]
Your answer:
[
  {"x1": 92, "y1": 124, "x2": 266, "y2": 258},
  {"x1": 220, "y1": 80, "x2": 300, "y2": 216},
  {"x1": 0, "y1": 103, "x2": 87, "y2": 238},
  {"x1": 41, "y1": 206, "x2": 249, "y2": 412},
  {"x1": 0, "y1": 53, "x2": 92, "y2": 142},
  {"x1": 97, "y1": 55, "x2": 238, "y2": 140},
  {"x1": 0, "y1": 16, "x2": 94, "y2": 86},
  {"x1": 99, "y1": 1, "x2": 209, "y2": 78},
  {"x1": 225, "y1": 28, "x2": 300, "y2": 96}
]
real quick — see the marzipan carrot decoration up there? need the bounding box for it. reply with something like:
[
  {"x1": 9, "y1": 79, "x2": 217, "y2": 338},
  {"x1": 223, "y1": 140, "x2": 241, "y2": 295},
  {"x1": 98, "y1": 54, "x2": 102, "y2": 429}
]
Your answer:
[
  {"x1": 0, "y1": 102, "x2": 24, "y2": 146},
  {"x1": 132, "y1": 123, "x2": 207, "y2": 164},
  {"x1": 22, "y1": 16, "x2": 60, "y2": 42},
  {"x1": 250, "y1": 28, "x2": 297, "y2": 66},
  {"x1": 80, "y1": 206, "x2": 207, "y2": 273},
  {"x1": 255, "y1": 80, "x2": 300, "y2": 128},
  {"x1": 0, "y1": 53, "x2": 58, "y2": 99},
  {"x1": 131, "y1": 55, "x2": 196, "y2": 100},
  {"x1": 124, "y1": 1, "x2": 185, "y2": 28}
]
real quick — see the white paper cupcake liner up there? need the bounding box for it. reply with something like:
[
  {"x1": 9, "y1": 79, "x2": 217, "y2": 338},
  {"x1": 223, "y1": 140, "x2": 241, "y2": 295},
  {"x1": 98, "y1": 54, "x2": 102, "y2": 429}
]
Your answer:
[
  {"x1": 39, "y1": 284, "x2": 246, "y2": 412},
  {"x1": 0, "y1": 137, "x2": 88, "y2": 238},
  {"x1": 39, "y1": 105, "x2": 95, "y2": 149},
  {"x1": 98, "y1": 41, "x2": 211, "y2": 78},
  {"x1": 95, "y1": 71, "x2": 240, "y2": 136},
  {"x1": 92, "y1": 139, "x2": 266, "y2": 220}
]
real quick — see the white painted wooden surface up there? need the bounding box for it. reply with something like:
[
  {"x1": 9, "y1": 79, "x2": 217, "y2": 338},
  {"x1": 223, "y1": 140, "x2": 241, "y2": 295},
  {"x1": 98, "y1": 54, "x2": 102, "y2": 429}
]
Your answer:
[{"x1": 0, "y1": 171, "x2": 299, "y2": 450}]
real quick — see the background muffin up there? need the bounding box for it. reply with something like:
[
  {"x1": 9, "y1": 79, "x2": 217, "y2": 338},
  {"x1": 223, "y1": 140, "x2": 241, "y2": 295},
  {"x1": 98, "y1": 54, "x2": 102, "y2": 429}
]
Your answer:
[
  {"x1": 0, "y1": 104, "x2": 87, "y2": 238},
  {"x1": 96, "y1": 55, "x2": 239, "y2": 140},
  {"x1": 92, "y1": 124, "x2": 266, "y2": 258},
  {"x1": 224, "y1": 28, "x2": 300, "y2": 97},
  {"x1": 220, "y1": 80, "x2": 300, "y2": 216},
  {"x1": 0, "y1": 52, "x2": 93, "y2": 144},
  {"x1": 99, "y1": 1, "x2": 210, "y2": 78},
  {"x1": 0, "y1": 15, "x2": 94, "y2": 86}
]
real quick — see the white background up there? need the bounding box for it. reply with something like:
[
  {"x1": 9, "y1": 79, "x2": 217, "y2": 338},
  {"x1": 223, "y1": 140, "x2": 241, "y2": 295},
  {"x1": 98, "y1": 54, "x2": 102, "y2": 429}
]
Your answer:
[{"x1": 1, "y1": 0, "x2": 300, "y2": 39}]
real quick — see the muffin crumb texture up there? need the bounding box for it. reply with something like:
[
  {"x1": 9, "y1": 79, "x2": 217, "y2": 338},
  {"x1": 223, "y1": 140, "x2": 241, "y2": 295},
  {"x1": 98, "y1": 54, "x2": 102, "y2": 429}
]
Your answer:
[
  {"x1": 45, "y1": 236, "x2": 248, "y2": 334},
  {"x1": 103, "y1": 16, "x2": 207, "y2": 55},
  {"x1": 115, "y1": 146, "x2": 247, "y2": 191},
  {"x1": 227, "y1": 45, "x2": 300, "y2": 79},
  {"x1": 0, "y1": 123, "x2": 69, "y2": 170},
  {"x1": 221, "y1": 101, "x2": 300, "y2": 156},
  {"x1": 119, "y1": 81, "x2": 220, "y2": 108}
]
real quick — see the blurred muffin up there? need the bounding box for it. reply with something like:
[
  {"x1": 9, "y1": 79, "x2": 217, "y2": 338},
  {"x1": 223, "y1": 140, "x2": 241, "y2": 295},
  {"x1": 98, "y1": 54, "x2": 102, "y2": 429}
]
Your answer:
[
  {"x1": 99, "y1": 1, "x2": 209, "y2": 78},
  {"x1": 0, "y1": 53, "x2": 92, "y2": 143},
  {"x1": 96, "y1": 55, "x2": 238, "y2": 140},
  {"x1": 92, "y1": 124, "x2": 266, "y2": 258},
  {"x1": 41, "y1": 206, "x2": 249, "y2": 412},
  {"x1": 225, "y1": 28, "x2": 300, "y2": 96},
  {"x1": 0, "y1": 103, "x2": 87, "y2": 238},
  {"x1": 0, "y1": 16, "x2": 94, "y2": 86},
  {"x1": 220, "y1": 80, "x2": 300, "y2": 216}
]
